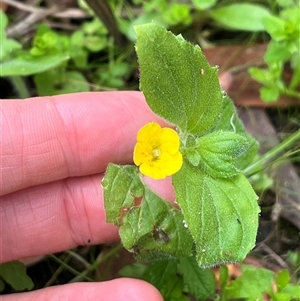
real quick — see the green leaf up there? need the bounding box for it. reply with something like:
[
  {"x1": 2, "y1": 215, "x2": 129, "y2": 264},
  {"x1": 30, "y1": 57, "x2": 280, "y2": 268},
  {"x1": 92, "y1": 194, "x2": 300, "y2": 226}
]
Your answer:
[
  {"x1": 250, "y1": 169, "x2": 273, "y2": 192},
  {"x1": 276, "y1": 269, "x2": 290, "y2": 292},
  {"x1": 281, "y1": 7, "x2": 300, "y2": 26},
  {"x1": 0, "y1": 10, "x2": 8, "y2": 32},
  {"x1": 0, "y1": 261, "x2": 34, "y2": 291},
  {"x1": 272, "y1": 292, "x2": 294, "y2": 301},
  {"x1": 264, "y1": 41, "x2": 293, "y2": 63},
  {"x1": 29, "y1": 24, "x2": 70, "y2": 57},
  {"x1": 135, "y1": 23, "x2": 222, "y2": 136},
  {"x1": 192, "y1": 0, "x2": 217, "y2": 10},
  {"x1": 173, "y1": 163, "x2": 259, "y2": 268},
  {"x1": 0, "y1": 278, "x2": 5, "y2": 292},
  {"x1": 209, "y1": 4, "x2": 271, "y2": 31},
  {"x1": 276, "y1": 0, "x2": 294, "y2": 7},
  {"x1": 85, "y1": 35, "x2": 107, "y2": 52},
  {"x1": 290, "y1": 59, "x2": 300, "y2": 88},
  {"x1": 32, "y1": 31, "x2": 58, "y2": 53},
  {"x1": 34, "y1": 70, "x2": 90, "y2": 96},
  {"x1": 185, "y1": 148, "x2": 201, "y2": 167},
  {"x1": 223, "y1": 265, "x2": 274, "y2": 301},
  {"x1": 1, "y1": 39, "x2": 22, "y2": 61},
  {"x1": 102, "y1": 164, "x2": 144, "y2": 226},
  {"x1": 103, "y1": 164, "x2": 194, "y2": 260},
  {"x1": 160, "y1": 274, "x2": 188, "y2": 301},
  {"x1": 163, "y1": 3, "x2": 192, "y2": 26},
  {"x1": 287, "y1": 250, "x2": 300, "y2": 268},
  {"x1": 70, "y1": 30, "x2": 85, "y2": 46},
  {"x1": 219, "y1": 265, "x2": 229, "y2": 290},
  {"x1": 281, "y1": 283, "x2": 300, "y2": 298},
  {"x1": 140, "y1": 0, "x2": 168, "y2": 12},
  {"x1": 97, "y1": 63, "x2": 131, "y2": 89},
  {"x1": 192, "y1": 131, "x2": 251, "y2": 178},
  {"x1": 260, "y1": 86, "x2": 280, "y2": 102},
  {"x1": 83, "y1": 18, "x2": 107, "y2": 35},
  {"x1": 143, "y1": 259, "x2": 178, "y2": 289},
  {"x1": 118, "y1": 263, "x2": 147, "y2": 279},
  {"x1": 70, "y1": 47, "x2": 88, "y2": 68},
  {"x1": 35, "y1": 23, "x2": 52, "y2": 36},
  {"x1": 121, "y1": 11, "x2": 167, "y2": 42},
  {"x1": 0, "y1": 54, "x2": 69, "y2": 77},
  {"x1": 212, "y1": 96, "x2": 258, "y2": 170},
  {"x1": 262, "y1": 15, "x2": 286, "y2": 41},
  {"x1": 0, "y1": 11, "x2": 22, "y2": 62},
  {"x1": 248, "y1": 67, "x2": 272, "y2": 85},
  {"x1": 178, "y1": 257, "x2": 216, "y2": 300},
  {"x1": 119, "y1": 186, "x2": 194, "y2": 260}
]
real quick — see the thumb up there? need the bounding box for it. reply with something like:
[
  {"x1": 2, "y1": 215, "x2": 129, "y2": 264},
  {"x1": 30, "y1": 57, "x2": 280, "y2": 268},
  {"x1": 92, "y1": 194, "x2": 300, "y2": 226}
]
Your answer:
[{"x1": 2, "y1": 279, "x2": 163, "y2": 301}]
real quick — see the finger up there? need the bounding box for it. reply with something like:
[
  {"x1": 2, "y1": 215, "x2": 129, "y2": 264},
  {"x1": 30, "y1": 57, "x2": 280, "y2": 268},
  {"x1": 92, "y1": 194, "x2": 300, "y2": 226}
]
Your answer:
[
  {"x1": 1, "y1": 72, "x2": 230, "y2": 197},
  {"x1": 1, "y1": 279, "x2": 163, "y2": 301},
  {"x1": 1, "y1": 91, "x2": 166, "y2": 195},
  {"x1": 219, "y1": 71, "x2": 233, "y2": 91},
  {"x1": 1, "y1": 173, "x2": 174, "y2": 263}
]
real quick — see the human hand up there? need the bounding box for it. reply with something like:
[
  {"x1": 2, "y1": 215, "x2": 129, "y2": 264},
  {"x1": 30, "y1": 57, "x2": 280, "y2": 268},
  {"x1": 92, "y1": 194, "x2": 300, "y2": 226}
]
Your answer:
[{"x1": 0, "y1": 91, "x2": 173, "y2": 301}]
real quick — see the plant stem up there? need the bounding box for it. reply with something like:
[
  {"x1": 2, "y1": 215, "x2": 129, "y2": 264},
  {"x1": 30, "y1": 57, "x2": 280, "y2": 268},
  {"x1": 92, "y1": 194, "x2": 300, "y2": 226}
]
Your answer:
[
  {"x1": 48, "y1": 254, "x2": 94, "y2": 282},
  {"x1": 10, "y1": 76, "x2": 30, "y2": 98},
  {"x1": 68, "y1": 244, "x2": 123, "y2": 283},
  {"x1": 282, "y1": 88, "x2": 300, "y2": 99},
  {"x1": 44, "y1": 253, "x2": 73, "y2": 287},
  {"x1": 244, "y1": 129, "x2": 300, "y2": 177},
  {"x1": 289, "y1": 64, "x2": 300, "y2": 90}
]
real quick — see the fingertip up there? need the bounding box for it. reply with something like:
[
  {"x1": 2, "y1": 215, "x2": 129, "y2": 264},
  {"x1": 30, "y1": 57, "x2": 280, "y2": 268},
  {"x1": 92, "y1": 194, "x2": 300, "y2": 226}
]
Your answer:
[
  {"x1": 1, "y1": 279, "x2": 163, "y2": 301},
  {"x1": 143, "y1": 176, "x2": 175, "y2": 203},
  {"x1": 219, "y1": 71, "x2": 233, "y2": 91},
  {"x1": 104, "y1": 278, "x2": 164, "y2": 301}
]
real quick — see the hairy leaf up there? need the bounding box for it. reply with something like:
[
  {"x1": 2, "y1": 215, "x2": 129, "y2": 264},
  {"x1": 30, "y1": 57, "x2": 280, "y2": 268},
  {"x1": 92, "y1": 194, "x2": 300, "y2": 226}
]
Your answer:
[
  {"x1": 135, "y1": 23, "x2": 222, "y2": 135},
  {"x1": 212, "y1": 96, "x2": 258, "y2": 170},
  {"x1": 195, "y1": 131, "x2": 250, "y2": 178},
  {"x1": 103, "y1": 164, "x2": 194, "y2": 259},
  {"x1": 119, "y1": 187, "x2": 194, "y2": 260},
  {"x1": 102, "y1": 164, "x2": 144, "y2": 226},
  {"x1": 173, "y1": 162, "x2": 259, "y2": 267},
  {"x1": 179, "y1": 257, "x2": 216, "y2": 300},
  {"x1": 143, "y1": 259, "x2": 178, "y2": 289}
]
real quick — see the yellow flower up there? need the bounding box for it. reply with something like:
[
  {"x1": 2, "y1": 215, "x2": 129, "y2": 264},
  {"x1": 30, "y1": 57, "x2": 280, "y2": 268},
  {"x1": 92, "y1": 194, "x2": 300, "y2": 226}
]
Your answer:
[{"x1": 133, "y1": 122, "x2": 183, "y2": 179}]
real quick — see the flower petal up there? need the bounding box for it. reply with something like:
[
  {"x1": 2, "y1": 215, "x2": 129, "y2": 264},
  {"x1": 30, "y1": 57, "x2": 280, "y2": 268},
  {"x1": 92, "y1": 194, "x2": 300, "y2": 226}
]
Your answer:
[
  {"x1": 133, "y1": 143, "x2": 146, "y2": 166},
  {"x1": 139, "y1": 161, "x2": 167, "y2": 179},
  {"x1": 136, "y1": 122, "x2": 161, "y2": 143},
  {"x1": 159, "y1": 151, "x2": 183, "y2": 176},
  {"x1": 160, "y1": 128, "x2": 180, "y2": 154}
]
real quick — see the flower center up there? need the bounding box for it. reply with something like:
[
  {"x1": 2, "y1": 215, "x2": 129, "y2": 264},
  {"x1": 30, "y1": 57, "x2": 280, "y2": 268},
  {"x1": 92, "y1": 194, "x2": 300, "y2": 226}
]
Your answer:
[{"x1": 152, "y1": 148, "x2": 161, "y2": 159}]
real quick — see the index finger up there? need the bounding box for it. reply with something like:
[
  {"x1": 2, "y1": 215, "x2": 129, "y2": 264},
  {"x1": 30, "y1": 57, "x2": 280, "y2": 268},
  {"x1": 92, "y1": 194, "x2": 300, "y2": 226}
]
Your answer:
[{"x1": 0, "y1": 91, "x2": 166, "y2": 195}]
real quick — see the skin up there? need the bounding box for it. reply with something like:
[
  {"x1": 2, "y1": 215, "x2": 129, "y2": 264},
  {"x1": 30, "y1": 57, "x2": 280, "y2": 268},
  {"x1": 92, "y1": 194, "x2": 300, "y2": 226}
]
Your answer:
[{"x1": 0, "y1": 91, "x2": 176, "y2": 301}]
